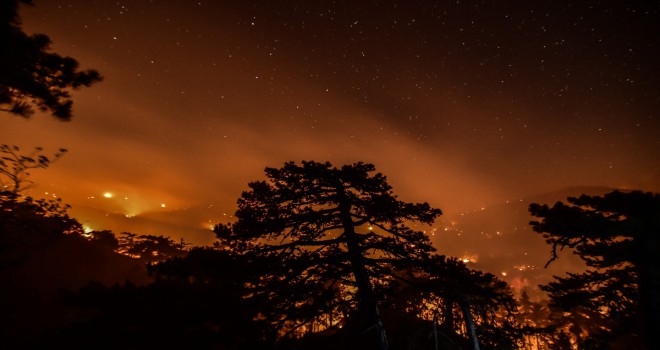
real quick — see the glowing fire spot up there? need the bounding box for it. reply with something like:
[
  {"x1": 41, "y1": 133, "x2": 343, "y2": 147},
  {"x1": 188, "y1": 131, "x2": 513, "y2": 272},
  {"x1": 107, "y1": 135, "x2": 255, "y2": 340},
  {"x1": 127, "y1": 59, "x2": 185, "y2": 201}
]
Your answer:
[
  {"x1": 103, "y1": 192, "x2": 113, "y2": 198},
  {"x1": 460, "y1": 254, "x2": 479, "y2": 264},
  {"x1": 161, "y1": 203, "x2": 166, "y2": 208}
]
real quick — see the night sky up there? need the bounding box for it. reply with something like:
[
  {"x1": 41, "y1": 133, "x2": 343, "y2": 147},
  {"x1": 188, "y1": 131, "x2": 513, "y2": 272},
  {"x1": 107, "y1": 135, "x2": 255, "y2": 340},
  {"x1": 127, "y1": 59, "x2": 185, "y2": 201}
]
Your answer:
[{"x1": 2, "y1": 1, "x2": 659, "y2": 246}]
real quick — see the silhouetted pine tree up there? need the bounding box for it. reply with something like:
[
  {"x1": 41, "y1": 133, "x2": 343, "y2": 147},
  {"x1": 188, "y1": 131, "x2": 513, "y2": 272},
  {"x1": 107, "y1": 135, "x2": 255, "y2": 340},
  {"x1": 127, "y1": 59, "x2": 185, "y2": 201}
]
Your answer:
[
  {"x1": 215, "y1": 161, "x2": 442, "y2": 350},
  {"x1": 530, "y1": 190, "x2": 660, "y2": 349}
]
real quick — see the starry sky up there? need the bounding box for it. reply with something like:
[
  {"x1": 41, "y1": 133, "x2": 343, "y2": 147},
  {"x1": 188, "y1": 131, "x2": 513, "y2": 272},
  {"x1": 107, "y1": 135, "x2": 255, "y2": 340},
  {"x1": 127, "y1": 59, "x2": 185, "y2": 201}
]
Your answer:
[{"x1": 2, "y1": 1, "x2": 659, "y2": 239}]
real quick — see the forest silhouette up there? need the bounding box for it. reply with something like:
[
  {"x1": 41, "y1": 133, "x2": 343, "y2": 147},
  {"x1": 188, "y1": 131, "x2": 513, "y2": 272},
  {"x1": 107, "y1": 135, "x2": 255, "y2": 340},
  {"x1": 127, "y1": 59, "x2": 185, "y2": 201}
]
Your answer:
[
  {"x1": 2, "y1": 160, "x2": 658, "y2": 349},
  {"x1": 1, "y1": 1, "x2": 658, "y2": 349}
]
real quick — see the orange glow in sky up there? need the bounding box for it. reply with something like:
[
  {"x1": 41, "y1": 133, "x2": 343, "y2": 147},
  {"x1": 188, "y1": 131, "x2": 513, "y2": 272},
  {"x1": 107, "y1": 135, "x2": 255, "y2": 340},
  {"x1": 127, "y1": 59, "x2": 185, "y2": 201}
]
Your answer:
[{"x1": 1, "y1": 1, "x2": 658, "y2": 258}]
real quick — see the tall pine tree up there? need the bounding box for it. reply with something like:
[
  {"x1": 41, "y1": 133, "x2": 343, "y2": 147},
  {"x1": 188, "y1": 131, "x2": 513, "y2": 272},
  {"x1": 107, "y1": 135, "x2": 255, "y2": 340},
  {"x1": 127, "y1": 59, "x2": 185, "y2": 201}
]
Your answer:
[{"x1": 215, "y1": 161, "x2": 441, "y2": 349}]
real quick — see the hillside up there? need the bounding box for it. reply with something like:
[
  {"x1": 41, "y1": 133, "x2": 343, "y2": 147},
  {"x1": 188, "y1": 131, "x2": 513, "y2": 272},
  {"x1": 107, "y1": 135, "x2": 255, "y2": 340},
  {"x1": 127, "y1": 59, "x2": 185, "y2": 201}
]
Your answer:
[{"x1": 433, "y1": 186, "x2": 614, "y2": 298}]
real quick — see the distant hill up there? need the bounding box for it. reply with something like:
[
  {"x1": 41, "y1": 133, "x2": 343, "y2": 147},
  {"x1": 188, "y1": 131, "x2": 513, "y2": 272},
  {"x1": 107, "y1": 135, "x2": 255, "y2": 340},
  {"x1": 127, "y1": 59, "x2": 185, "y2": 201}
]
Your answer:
[
  {"x1": 69, "y1": 204, "x2": 223, "y2": 246},
  {"x1": 433, "y1": 186, "x2": 614, "y2": 299},
  {"x1": 70, "y1": 186, "x2": 621, "y2": 299}
]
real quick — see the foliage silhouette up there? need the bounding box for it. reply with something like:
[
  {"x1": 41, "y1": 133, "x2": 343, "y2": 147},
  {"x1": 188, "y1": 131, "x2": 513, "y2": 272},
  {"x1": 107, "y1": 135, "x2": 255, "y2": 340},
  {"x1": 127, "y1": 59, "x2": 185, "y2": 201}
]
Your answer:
[
  {"x1": 0, "y1": 191, "x2": 149, "y2": 347},
  {"x1": 0, "y1": 144, "x2": 67, "y2": 193},
  {"x1": 117, "y1": 231, "x2": 188, "y2": 263},
  {"x1": 401, "y1": 255, "x2": 523, "y2": 349},
  {"x1": 0, "y1": 0, "x2": 101, "y2": 120},
  {"x1": 530, "y1": 190, "x2": 660, "y2": 349},
  {"x1": 280, "y1": 256, "x2": 525, "y2": 349},
  {"x1": 56, "y1": 247, "x2": 268, "y2": 349},
  {"x1": 0, "y1": 190, "x2": 83, "y2": 268},
  {"x1": 515, "y1": 291, "x2": 555, "y2": 349},
  {"x1": 215, "y1": 161, "x2": 442, "y2": 349}
]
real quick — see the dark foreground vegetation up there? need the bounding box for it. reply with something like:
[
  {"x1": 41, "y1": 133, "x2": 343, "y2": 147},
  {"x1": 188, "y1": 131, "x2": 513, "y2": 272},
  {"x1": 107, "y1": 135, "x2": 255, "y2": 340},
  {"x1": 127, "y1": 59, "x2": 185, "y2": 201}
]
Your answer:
[{"x1": 1, "y1": 161, "x2": 658, "y2": 349}]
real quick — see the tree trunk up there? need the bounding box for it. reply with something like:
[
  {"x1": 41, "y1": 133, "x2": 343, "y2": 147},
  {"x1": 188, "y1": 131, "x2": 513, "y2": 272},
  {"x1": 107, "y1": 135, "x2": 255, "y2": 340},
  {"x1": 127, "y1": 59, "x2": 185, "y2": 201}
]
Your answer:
[
  {"x1": 433, "y1": 311, "x2": 440, "y2": 350},
  {"x1": 460, "y1": 298, "x2": 480, "y2": 350},
  {"x1": 337, "y1": 185, "x2": 388, "y2": 350},
  {"x1": 442, "y1": 300, "x2": 454, "y2": 334}
]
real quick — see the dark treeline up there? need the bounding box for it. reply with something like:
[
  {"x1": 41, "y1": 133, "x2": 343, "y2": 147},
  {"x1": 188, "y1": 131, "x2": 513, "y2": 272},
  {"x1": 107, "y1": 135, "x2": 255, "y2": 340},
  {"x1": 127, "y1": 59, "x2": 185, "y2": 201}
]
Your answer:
[
  {"x1": 1, "y1": 162, "x2": 520, "y2": 349},
  {"x1": 1, "y1": 161, "x2": 658, "y2": 349}
]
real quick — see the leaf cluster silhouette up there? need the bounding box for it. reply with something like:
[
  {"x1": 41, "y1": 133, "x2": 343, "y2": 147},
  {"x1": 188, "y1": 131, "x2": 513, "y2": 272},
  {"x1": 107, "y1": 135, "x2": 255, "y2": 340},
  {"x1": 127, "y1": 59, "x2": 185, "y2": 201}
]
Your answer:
[
  {"x1": 0, "y1": 144, "x2": 67, "y2": 193},
  {"x1": 0, "y1": 0, "x2": 101, "y2": 120},
  {"x1": 530, "y1": 190, "x2": 660, "y2": 349}
]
